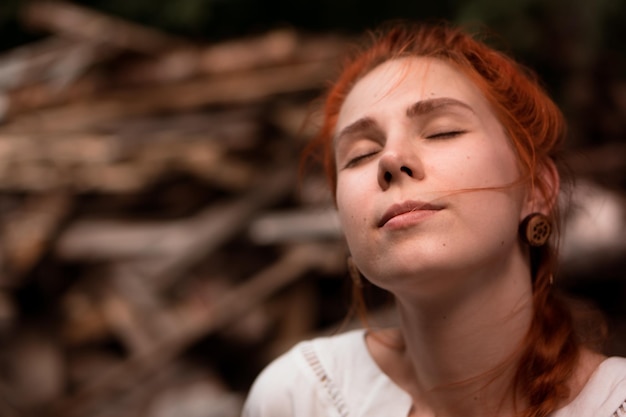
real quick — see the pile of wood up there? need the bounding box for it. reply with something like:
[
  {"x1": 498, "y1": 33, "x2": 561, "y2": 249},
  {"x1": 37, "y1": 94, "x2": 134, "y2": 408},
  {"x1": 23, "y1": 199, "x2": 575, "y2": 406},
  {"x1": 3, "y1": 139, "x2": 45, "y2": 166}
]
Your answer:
[{"x1": 0, "y1": 2, "x2": 359, "y2": 417}]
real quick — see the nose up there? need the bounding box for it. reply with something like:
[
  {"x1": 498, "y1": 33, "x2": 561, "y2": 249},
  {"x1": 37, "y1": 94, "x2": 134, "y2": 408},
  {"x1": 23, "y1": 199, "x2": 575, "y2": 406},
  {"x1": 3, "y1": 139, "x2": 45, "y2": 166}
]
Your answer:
[{"x1": 377, "y1": 148, "x2": 423, "y2": 190}]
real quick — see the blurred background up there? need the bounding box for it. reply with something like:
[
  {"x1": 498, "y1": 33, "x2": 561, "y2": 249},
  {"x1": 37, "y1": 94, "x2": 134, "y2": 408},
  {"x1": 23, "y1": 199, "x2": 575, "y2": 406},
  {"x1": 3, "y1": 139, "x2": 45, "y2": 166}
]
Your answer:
[{"x1": 0, "y1": 1, "x2": 624, "y2": 416}]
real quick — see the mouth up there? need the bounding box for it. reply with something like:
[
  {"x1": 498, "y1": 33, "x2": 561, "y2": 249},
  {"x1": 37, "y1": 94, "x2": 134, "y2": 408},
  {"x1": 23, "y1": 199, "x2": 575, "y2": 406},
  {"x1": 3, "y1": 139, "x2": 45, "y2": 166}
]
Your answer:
[{"x1": 378, "y1": 200, "x2": 444, "y2": 228}]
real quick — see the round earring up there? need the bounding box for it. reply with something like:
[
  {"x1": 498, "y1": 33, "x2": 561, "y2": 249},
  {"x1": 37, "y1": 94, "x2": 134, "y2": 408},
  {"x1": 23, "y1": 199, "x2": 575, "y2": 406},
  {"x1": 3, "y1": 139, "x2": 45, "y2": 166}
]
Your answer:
[{"x1": 519, "y1": 213, "x2": 552, "y2": 247}]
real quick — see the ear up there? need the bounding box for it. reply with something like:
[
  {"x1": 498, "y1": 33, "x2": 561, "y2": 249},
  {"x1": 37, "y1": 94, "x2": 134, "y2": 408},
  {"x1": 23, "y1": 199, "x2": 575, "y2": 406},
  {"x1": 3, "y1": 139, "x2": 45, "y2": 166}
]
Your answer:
[{"x1": 521, "y1": 159, "x2": 560, "y2": 219}]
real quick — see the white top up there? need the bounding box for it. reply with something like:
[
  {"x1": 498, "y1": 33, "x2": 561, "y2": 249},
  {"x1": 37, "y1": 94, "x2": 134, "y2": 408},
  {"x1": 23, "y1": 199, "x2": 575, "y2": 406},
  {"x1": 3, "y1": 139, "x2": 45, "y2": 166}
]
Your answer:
[{"x1": 242, "y1": 329, "x2": 626, "y2": 417}]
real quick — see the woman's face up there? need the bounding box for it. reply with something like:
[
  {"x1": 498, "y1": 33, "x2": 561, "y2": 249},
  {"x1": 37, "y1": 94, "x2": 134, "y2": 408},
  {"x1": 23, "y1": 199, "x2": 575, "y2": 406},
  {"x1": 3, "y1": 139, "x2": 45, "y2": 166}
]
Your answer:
[{"x1": 334, "y1": 57, "x2": 534, "y2": 293}]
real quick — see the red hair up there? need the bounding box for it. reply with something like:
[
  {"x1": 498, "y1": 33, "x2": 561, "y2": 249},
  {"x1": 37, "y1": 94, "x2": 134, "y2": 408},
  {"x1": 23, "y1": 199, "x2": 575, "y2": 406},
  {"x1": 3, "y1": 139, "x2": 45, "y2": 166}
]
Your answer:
[{"x1": 303, "y1": 22, "x2": 580, "y2": 417}]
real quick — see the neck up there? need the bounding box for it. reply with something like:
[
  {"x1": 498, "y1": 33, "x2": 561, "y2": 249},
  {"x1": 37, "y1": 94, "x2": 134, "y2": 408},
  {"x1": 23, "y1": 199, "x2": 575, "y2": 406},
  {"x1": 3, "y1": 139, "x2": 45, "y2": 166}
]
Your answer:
[{"x1": 381, "y1": 253, "x2": 534, "y2": 417}]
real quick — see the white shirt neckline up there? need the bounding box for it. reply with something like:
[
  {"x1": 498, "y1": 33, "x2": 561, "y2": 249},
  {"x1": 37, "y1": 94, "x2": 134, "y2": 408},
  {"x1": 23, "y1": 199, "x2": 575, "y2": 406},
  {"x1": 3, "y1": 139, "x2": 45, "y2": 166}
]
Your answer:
[{"x1": 349, "y1": 329, "x2": 625, "y2": 417}]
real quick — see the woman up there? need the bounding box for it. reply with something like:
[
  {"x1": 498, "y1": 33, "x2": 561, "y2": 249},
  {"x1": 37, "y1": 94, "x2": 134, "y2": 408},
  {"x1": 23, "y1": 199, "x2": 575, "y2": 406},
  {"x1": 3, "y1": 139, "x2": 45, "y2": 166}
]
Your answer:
[{"x1": 242, "y1": 22, "x2": 626, "y2": 417}]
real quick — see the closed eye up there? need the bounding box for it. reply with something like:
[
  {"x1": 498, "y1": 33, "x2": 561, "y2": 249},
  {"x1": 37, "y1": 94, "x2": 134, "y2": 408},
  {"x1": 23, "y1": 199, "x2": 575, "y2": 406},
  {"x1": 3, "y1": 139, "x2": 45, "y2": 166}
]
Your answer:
[
  {"x1": 344, "y1": 151, "x2": 378, "y2": 168},
  {"x1": 426, "y1": 130, "x2": 467, "y2": 139}
]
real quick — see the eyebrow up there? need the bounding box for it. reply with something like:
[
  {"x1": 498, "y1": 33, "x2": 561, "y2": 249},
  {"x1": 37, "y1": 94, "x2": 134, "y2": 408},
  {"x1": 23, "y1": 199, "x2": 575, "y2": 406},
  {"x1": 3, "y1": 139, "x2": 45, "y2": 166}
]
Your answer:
[
  {"x1": 334, "y1": 117, "x2": 381, "y2": 145},
  {"x1": 406, "y1": 97, "x2": 475, "y2": 118}
]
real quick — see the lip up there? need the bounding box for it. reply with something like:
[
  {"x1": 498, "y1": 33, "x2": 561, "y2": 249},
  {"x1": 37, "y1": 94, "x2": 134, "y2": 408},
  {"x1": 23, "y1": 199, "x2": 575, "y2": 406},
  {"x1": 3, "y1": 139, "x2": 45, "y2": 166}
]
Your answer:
[{"x1": 378, "y1": 200, "x2": 444, "y2": 228}]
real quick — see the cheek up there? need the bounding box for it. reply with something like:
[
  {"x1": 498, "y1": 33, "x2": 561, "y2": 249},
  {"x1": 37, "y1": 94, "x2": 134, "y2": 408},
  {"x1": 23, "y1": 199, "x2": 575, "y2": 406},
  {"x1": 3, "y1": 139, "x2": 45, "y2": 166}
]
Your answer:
[
  {"x1": 464, "y1": 144, "x2": 521, "y2": 188},
  {"x1": 485, "y1": 133, "x2": 523, "y2": 180},
  {"x1": 335, "y1": 178, "x2": 370, "y2": 237}
]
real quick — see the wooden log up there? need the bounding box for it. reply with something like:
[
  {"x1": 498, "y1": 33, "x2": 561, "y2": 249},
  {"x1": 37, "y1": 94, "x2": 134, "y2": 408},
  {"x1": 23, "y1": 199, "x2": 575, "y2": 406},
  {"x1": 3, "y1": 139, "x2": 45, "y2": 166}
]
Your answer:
[
  {"x1": 101, "y1": 108, "x2": 262, "y2": 151},
  {"x1": 249, "y1": 207, "x2": 342, "y2": 244},
  {"x1": 0, "y1": 192, "x2": 72, "y2": 280},
  {"x1": 61, "y1": 286, "x2": 111, "y2": 346},
  {"x1": 1, "y1": 72, "x2": 106, "y2": 121},
  {"x1": 56, "y1": 217, "x2": 208, "y2": 261},
  {"x1": 69, "y1": 136, "x2": 252, "y2": 192},
  {"x1": 105, "y1": 267, "x2": 180, "y2": 353},
  {"x1": 21, "y1": 1, "x2": 189, "y2": 55},
  {"x1": 270, "y1": 100, "x2": 320, "y2": 141},
  {"x1": 0, "y1": 36, "x2": 114, "y2": 122},
  {"x1": 0, "y1": 36, "x2": 114, "y2": 92},
  {"x1": 60, "y1": 266, "x2": 177, "y2": 351},
  {"x1": 113, "y1": 29, "x2": 301, "y2": 85},
  {"x1": 99, "y1": 286, "x2": 156, "y2": 355},
  {"x1": 0, "y1": 131, "x2": 121, "y2": 165},
  {"x1": 195, "y1": 31, "x2": 348, "y2": 74}
]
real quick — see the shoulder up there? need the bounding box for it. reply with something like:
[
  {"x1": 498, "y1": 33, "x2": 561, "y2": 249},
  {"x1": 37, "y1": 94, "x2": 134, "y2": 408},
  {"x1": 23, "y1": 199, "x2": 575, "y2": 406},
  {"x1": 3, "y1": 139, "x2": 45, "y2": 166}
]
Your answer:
[
  {"x1": 554, "y1": 356, "x2": 626, "y2": 417},
  {"x1": 594, "y1": 357, "x2": 626, "y2": 415},
  {"x1": 241, "y1": 329, "x2": 368, "y2": 417}
]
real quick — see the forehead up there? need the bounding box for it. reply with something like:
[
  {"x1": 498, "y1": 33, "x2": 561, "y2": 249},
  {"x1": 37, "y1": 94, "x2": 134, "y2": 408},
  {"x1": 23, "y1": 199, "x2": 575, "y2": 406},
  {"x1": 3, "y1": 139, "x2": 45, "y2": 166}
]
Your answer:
[{"x1": 336, "y1": 57, "x2": 492, "y2": 131}]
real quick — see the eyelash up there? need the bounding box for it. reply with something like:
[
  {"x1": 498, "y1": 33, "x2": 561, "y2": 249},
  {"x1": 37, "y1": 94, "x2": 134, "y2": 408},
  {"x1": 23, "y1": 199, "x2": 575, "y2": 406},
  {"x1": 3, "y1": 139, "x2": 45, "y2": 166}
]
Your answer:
[{"x1": 426, "y1": 130, "x2": 467, "y2": 139}]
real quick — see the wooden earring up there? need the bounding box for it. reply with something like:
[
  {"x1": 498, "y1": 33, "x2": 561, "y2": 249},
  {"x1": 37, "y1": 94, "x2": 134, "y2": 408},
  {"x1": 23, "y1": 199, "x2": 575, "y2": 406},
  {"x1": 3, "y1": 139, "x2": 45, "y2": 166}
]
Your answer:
[{"x1": 520, "y1": 213, "x2": 552, "y2": 247}]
